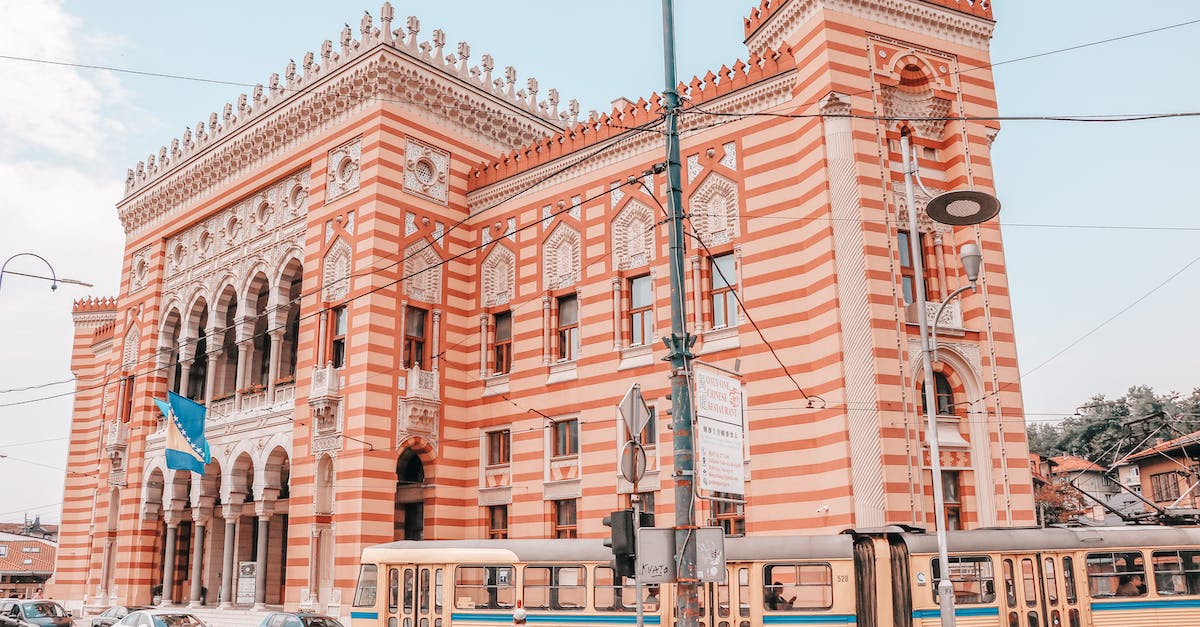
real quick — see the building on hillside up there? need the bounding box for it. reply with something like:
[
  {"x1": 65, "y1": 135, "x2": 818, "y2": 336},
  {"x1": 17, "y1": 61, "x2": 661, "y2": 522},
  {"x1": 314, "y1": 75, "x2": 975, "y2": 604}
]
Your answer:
[
  {"x1": 1041, "y1": 455, "x2": 1119, "y2": 523},
  {"x1": 0, "y1": 532, "x2": 56, "y2": 599},
  {"x1": 1123, "y1": 431, "x2": 1200, "y2": 514},
  {"x1": 52, "y1": 0, "x2": 1035, "y2": 615}
]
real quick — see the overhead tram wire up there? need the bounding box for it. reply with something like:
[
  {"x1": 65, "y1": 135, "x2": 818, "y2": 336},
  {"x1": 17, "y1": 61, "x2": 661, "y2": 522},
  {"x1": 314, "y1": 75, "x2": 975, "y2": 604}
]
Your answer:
[{"x1": 684, "y1": 210, "x2": 1200, "y2": 233}]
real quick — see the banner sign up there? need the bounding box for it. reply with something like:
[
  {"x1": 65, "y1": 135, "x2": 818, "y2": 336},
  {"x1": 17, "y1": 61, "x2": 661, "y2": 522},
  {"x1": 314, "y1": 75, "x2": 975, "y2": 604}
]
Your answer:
[{"x1": 694, "y1": 367, "x2": 744, "y2": 494}]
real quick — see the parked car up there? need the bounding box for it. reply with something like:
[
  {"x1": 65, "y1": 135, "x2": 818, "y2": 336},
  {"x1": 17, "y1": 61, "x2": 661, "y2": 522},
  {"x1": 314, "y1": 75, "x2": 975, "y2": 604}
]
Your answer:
[
  {"x1": 0, "y1": 600, "x2": 72, "y2": 627},
  {"x1": 92, "y1": 606, "x2": 152, "y2": 627},
  {"x1": 115, "y1": 610, "x2": 207, "y2": 627},
  {"x1": 258, "y1": 612, "x2": 344, "y2": 627}
]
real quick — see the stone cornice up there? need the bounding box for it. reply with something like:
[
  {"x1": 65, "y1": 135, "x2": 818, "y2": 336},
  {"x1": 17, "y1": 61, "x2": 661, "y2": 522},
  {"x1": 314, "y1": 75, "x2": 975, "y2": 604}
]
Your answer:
[
  {"x1": 466, "y1": 69, "x2": 796, "y2": 215},
  {"x1": 746, "y1": 0, "x2": 995, "y2": 54},
  {"x1": 118, "y1": 4, "x2": 573, "y2": 236}
]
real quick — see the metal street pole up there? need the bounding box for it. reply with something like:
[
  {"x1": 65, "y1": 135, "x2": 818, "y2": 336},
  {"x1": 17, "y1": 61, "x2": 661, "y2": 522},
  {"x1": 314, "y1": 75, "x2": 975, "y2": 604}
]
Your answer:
[
  {"x1": 660, "y1": 1, "x2": 699, "y2": 625},
  {"x1": 900, "y1": 129, "x2": 956, "y2": 627}
]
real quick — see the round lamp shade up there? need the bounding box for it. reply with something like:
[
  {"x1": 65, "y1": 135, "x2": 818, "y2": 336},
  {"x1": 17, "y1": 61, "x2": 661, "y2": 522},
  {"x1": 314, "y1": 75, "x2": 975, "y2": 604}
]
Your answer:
[{"x1": 926, "y1": 190, "x2": 1001, "y2": 226}]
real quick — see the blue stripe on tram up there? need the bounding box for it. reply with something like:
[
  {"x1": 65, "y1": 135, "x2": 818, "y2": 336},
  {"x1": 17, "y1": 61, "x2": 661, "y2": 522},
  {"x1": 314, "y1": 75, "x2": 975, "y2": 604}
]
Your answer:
[
  {"x1": 349, "y1": 612, "x2": 379, "y2": 620},
  {"x1": 451, "y1": 614, "x2": 662, "y2": 624},
  {"x1": 912, "y1": 607, "x2": 1000, "y2": 618},
  {"x1": 761, "y1": 616, "x2": 857, "y2": 624},
  {"x1": 1092, "y1": 597, "x2": 1200, "y2": 611}
]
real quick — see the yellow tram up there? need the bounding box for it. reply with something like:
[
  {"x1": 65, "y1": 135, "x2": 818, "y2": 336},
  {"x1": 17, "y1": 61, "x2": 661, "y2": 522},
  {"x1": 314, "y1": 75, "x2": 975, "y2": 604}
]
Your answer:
[{"x1": 350, "y1": 526, "x2": 1200, "y2": 627}]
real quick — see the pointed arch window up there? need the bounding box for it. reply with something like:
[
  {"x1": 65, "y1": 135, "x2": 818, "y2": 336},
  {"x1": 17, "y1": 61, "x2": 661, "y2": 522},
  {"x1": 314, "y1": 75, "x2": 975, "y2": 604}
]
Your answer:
[{"x1": 921, "y1": 372, "x2": 956, "y2": 417}]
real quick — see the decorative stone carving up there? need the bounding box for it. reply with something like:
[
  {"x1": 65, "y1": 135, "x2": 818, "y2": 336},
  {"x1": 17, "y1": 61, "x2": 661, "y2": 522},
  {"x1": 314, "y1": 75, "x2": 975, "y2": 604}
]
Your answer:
[
  {"x1": 480, "y1": 246, "x2": 515, "y2": 307},
  {"x1": 122, "y1": 325, "x2": 140, "y2": 370},
  {"x1": 542, "y1": 223, "x2": 580, "y2": 290},
  {"x1": 403, "y1": 240, "x2": 442, "y2": 304},
  {"x1": 690, "y1": 172, "x2": 739, "y2": 246},
  {"x1": 892, "y1": 181, "x2": 951, "y2": 235},
  {"x1": 612, "y1": 200, "x2": 655, "y2": 271},
  {"x1": 686, "y1": 154, "x2": 703, "y2": 183},
  {"x1": 720, "y1": 141, "x2": 737, "y2": 170},
  {"x1": 129, "y1": 246, "x2": 152, "y2": 294},
  {"x1": 880, "y1": 84, "x2": 951, "y2": 139},
  {"x1": 610, "y1": 182, "x2": 626, "y2": 205},
  {"x1": 323, "y1": 238, "x2": 353, "y2": 301},
  {"x1": 403, "y1": 138, "x2": 450, "y2": 204},
  {"x1": 326, "y1": 138, "x2": 362, "y2": 201}
]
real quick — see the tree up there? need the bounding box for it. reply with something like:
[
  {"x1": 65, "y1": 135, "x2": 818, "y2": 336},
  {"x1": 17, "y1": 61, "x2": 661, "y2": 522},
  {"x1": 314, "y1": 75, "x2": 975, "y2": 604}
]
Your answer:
[{"x1": 1035, "y1": 480, "x2": 1084, "y2": 525}]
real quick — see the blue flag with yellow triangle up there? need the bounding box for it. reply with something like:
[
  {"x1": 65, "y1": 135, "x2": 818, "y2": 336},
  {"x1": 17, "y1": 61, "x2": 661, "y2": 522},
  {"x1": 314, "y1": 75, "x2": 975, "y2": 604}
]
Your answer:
[{"x1": 154, "y1": 391, "x2": 212, "y2": 475}]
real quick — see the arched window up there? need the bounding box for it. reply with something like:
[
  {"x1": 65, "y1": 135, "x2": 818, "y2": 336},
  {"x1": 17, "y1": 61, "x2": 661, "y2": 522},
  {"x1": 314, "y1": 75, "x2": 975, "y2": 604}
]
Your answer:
[{"x1": 921, "y1": 372, "x2": 955, "y2": 416}]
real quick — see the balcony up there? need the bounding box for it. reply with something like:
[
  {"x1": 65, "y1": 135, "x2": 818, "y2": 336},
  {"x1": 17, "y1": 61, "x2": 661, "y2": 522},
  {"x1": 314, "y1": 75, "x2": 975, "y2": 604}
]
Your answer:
[
  {"x1": 105, "y1": 420, "x2": 129, "y2": 453},
  {"x1": 931, "y1": 414, "x2": 970, "y2": 449},
  {"x1": 396, "y1": 366, "x2": 439, "y2": 447},
  {"x1": 400, "y1": 366, "x2": 439, "y2": 401}
]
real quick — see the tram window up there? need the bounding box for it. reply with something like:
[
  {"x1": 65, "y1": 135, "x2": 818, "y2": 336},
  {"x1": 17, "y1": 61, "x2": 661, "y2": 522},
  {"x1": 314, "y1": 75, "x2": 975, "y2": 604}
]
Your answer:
[
  {"x1": 1021, "y1": 559, "x2": 1036, "y2": 607},
  {"x1": 594, "y1": 566, "x2": 638, "y2": 612},
  {"x1": 354, "y1": 564, "x2": 379, "y2": 607},
  {"x1": 1152, "y1": 549, "x2": 1200, "y2": 595},
  {"x1": 931, "y1": 556, "x2": 996, "y2": 605},
  {"x1": 523, "y1": 566, "x2": 586, "y2": 610},
  {"x1": 1003, "y1": 559, "x2": 1016, "y2": 606},
  {"x1": 389, "y1": 568, "x2": 400, "y2": 613},
  {"x1": 1027, "y1": 611, "x2": 1040, "y2": 627},
  {"x1": 420, "y1": 569, "x2": 430, "y2": 613},
  {"x1": 717, "y1": 578, "x2": 730, "y2": 617},
  {"x1": 763, "y1": 563, "x2": 833, "y2": 610},
  {"x1": 1068, "y1": 608, "x2": 1080, "y2": 627},
  {"x1": 404, "y1": 569, "x2": 415, "y2": 613},
  {"x1": 454, "y1": 565, "x2": 515, "y2": 609},
  {"x1": 1007, "y1": 611, "x2": 1018, "y2": 627},
  {"x1": 1062, "y1": 557, "x2": 1077, "y2": 603},
  {"x1": 435, "y1": 568, "x2": 443, "y2": 613},
  {"x1": 738, "y1": 568, "x2": 750, "y2": 618},
  {"x1": 1043, "y1": 558, "x2": 1058, "y2": 605},
  {"x1": 1085, "y1": 552, "x2": 1146, "y2": 598}
]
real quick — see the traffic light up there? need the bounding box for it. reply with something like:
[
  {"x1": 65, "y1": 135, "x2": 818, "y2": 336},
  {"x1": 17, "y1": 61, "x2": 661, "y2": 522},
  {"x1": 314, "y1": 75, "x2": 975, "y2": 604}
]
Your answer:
[{"x1": 603, "y1": 509, "x2": 636, "y2": 579}]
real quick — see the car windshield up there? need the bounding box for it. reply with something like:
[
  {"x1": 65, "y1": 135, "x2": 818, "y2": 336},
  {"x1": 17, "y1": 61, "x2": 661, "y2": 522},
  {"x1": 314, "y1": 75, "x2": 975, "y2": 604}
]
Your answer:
[
  {"x1": 151, "y1": 615, "x2": 205, "y2": 627},
  {"x1": 22, "y1": 602, "x2": 67, "y2": 618},
  {"x1": 302, "y1": 617, "x2": 343, "y2": 627}
]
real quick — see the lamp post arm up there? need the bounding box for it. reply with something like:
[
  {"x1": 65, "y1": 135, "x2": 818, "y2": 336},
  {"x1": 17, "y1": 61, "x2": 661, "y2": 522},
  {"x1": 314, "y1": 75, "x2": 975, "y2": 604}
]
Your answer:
[
  {"x1": 0, "y1": 253, "x2": 59, "y2": 293},
  {"x1": 930, "y1": 283, "x2": 975, "y2": 364}
]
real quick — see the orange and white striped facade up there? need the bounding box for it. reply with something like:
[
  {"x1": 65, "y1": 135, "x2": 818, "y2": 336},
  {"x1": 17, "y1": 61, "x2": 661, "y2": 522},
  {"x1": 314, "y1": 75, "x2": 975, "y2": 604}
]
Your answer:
[{"x1": 53, "y1": 0, "x2": 1035, "y2": 615}]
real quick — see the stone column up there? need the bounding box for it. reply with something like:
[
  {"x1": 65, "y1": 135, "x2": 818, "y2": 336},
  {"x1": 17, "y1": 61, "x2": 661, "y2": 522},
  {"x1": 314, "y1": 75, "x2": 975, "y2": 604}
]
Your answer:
[
  {"x1": 204, "y1": 346, "x2": 221, "y2": 407},
  {"x1": 219, "y1": 503, "x2": 240, "y2": 608},
  {"x1": 267, "y1": 329, "x2": 284, "y2": 403},
  {"x1": 432, "y1": 309, "x2": 441, "y2": 372},
  {"x1": 161, "y1": 520, "x2": 179, "y2": 605},
  {"x1": 611, "y1": 277, "x2": 622, "y2": 350},
  {"x1": 478, "y1": 315, "x2": 489, "y2": 377},
  {"x1": 541, "y1": 296, "x2": 551, "y2": 364},
  {"x1": 252, "y1": 513, "x2": 271, "y2": 609},
  {"x1": 690, "y1": 257, "x2": 703, "y2": 332},
  {"x1": 98, "y1": 534, "x2": 115, "y2": 600},
  {"x1": 187, "y1": 517, "x2": 208, "y2": 607},
  {"x1": 234, "y1": 341, "x2": 251, "y2": 407}
]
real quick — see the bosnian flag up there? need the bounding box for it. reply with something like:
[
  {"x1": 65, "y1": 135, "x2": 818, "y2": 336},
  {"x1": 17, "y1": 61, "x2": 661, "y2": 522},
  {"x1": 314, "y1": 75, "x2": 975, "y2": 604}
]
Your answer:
[{"x1": 154, "y1": 391, "x2": 212, "y2": 475}]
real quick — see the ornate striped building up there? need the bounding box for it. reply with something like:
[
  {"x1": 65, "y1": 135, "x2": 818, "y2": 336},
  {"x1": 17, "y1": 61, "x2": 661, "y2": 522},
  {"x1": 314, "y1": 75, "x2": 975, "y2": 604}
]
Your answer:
[{"x1": 53, "y1": 0, "x2": 1035, "y2": 616}]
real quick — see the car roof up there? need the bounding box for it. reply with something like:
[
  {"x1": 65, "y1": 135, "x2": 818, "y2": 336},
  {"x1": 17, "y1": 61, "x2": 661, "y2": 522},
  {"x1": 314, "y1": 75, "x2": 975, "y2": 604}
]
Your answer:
[{"x1": 129, "y1": 610, "x2": 202, "y2": 616}]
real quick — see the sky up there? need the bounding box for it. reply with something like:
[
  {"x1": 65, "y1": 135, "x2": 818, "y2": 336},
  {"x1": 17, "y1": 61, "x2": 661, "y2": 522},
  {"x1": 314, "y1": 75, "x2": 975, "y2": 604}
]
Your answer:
[{"x1": 0, "y1": 1, "x2": 1196, "y2": 524}]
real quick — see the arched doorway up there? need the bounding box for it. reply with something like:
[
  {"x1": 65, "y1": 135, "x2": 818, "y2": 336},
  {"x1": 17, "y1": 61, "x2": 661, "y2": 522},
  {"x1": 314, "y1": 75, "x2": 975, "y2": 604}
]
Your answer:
[{"x1": 394, "y1": 450, "x2": 425, "y2": 540}]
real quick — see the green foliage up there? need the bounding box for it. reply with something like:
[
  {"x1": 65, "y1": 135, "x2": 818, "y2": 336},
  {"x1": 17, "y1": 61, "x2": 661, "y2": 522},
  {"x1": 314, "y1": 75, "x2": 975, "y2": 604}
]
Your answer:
[{"x1": 1026, "y1": 386, "x2": 1200, "y2": 465}]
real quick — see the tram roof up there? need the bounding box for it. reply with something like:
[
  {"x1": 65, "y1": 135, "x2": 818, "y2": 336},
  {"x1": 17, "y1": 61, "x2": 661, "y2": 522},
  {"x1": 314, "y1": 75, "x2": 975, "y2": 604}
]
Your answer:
[
  {"x1": 362, "y1": 535, "x2": 853, "y2": 564},
  {"x1": 899, "y1": 525, "x2": 1200, "y2": 554}
]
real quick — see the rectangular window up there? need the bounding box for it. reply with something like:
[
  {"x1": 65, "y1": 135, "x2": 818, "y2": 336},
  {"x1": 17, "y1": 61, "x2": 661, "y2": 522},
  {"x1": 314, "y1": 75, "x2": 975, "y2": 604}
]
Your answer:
[
  {"x1": 714, "y1": 492, "x2": 745, "y2": 537},
  {"x1": 763, "y1": 563, "x2": 833, "y2": 610},
  {"x1": 898, "y1": 230, "x2": 918, "y2": 305},
  {"x1": 556, "y1": 294, "x2": 579, "y2": 361},
  {"x1": 1152, "y1": 549, "x2": 1200, "y2": 595},
  {"x1": 710, "y1": 253, "x2": 738, "y2": 329},
  {"x1": 629, "y1": 275, "x2": 653, "y2": 346},
  {"x1": 352, "y1": 564, "x2": 378, "y2": 607},
  {"x1": 594, "y1": 566, "x2": 638, "y2": 612},
  {"x1": 942, "y1": 470, "x2": 962, "y2": 531},
  {"x1": 487, "y1": 429, "x2": 511, "y2": 466},
  {"x1": 552, "y1": 419, "x2": 579, "y2": 457},
  {"x1": 492, "y1": 311, "x2": 512, "y2": 374},
  {"x1": 454, "y1": 566, "x2": 515, "y2": 609},
  {"x1": 523, "y1": 566, "x2": 586, "y2": 610},
  {"x1": 330, "y1": 306, "x2": 348, "y2": 369},
  {"x1": 1151, "y1": 472, "x2": 1181, "y2": 502},
  {"x1": 553, "y1": 499, "x2": 577, "y2": 538},
  {"x1": 487, "y1": 505, "x2": 508, "y2": 540},
  {"x1": 120, "y1": 375, "x2": 136, "y2": 423},
  {"x1": 931, "y1": 556, "x2": 996, "y2": 605},
  {"x1": 403, "y1": 306, "x2": 428, "y2": 369},
  {"x1": 1085, "y1": 551, "x2": 1146, "y2": 598}
]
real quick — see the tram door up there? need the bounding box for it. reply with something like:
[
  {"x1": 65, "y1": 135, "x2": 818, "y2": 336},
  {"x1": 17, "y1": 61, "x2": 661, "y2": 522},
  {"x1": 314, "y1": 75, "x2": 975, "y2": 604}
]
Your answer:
[
  {"x1": 1003, "y1": 555, "x2": 1074, "y2": 627},
  {"x1": 386, "y1": 565, "x2": 441, "y2": 627},
  {"x1": 681, "y1": 568, "x2": 744, "y2": 627}
]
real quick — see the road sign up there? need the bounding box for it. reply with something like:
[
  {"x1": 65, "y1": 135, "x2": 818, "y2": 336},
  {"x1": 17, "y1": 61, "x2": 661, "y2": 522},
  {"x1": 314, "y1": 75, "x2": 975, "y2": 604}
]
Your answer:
[
  {"x1": 619, "y1": 441, "x2": 647, "y2": 483},
  {"x1": 694, "y1": 367, "x2": 745, "y2": 494},
  {"x1": 618, "y1": 383, "x2": 652, "y2": 440},
  {"x1": 637, "y1": 527, "x2": 726, "y2": 583}
]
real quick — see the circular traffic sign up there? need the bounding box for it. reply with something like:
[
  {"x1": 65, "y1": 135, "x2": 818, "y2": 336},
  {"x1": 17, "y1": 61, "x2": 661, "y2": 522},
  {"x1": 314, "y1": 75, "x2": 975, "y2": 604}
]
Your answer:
[{"x1": 619, "y1": 441, "x2": 647, "y2": 483}]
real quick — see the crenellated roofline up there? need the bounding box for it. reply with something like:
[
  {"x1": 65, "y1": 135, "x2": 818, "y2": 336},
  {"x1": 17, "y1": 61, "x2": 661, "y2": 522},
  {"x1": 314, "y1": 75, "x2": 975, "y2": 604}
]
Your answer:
[
  {"x1": 72, "y1": 296, "x2": 118, "y2": 329},
  {"x1": 466, "y1": 46, "x2": 797, "y2": 198},
  {"x1": 118, "y1": 2, "x2": 578, "y2": 235}
]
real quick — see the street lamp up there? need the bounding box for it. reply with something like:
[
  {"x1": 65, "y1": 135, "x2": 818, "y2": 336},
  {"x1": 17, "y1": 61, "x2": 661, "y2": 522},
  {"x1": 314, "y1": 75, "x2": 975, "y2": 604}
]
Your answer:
[
  {"x1": 900, "y1": 129, "x2": 1000, "y2": 627},
  {"x1": 0, "y1": 252, "x2": 93, "y2": 293}
]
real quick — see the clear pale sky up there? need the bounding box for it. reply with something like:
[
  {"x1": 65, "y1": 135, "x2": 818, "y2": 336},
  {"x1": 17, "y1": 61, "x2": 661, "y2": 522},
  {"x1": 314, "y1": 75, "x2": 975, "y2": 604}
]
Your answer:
[{"x1": 1, "y1": 1, "x2": 1196, "y2": 523}]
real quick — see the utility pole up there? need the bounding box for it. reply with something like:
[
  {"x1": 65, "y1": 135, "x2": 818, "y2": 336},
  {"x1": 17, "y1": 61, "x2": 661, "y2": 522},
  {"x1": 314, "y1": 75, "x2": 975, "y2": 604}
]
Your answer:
[{"x1": 660, "y1": 1, "x2": 699, "y2": 625}]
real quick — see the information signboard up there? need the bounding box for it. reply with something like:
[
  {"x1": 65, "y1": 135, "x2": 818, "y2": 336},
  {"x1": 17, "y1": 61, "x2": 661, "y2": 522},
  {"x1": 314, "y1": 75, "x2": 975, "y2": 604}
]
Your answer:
[{"x1": 694, "y1": 367, "x2": 744, "y2": 494}]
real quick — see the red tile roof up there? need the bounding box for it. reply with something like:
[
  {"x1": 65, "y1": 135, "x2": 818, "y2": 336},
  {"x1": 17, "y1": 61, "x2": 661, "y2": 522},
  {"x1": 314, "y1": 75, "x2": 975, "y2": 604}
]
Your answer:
[
  {"x1": 0, "y1": 534, "x2": 56, "y2": 576},
  {"x1": 1049, "y1": 455, "x2": 1104, "y2": 473},
  {"x1": 1125, "y1": 430, "x2": 1200, "y2": 462}
]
